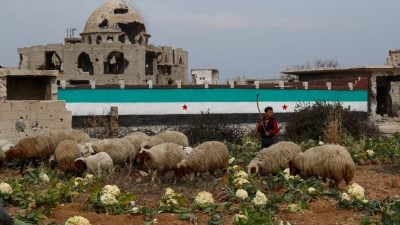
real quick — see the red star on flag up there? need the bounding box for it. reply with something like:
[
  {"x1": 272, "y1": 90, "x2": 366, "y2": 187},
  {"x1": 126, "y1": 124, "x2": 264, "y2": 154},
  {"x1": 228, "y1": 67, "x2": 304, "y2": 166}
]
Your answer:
[
  {"x1": 282, "y1": 104, "x2": 288, "y2": 111},
  {"x1": 182, "y1": 104, "x2": 188, "y2": 111}
]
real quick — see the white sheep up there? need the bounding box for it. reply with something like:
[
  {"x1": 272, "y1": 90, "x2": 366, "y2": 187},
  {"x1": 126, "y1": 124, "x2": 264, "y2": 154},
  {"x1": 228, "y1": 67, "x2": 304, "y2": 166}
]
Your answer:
[
  {"x1": 175, "y1": 141, "x2": 230, "y2": 177},
  {"x1": 247, "y1": 141, "x2": 302, "y2": 176},
  {"x1": 45, "y1": 129, "x2": 90, "y2": 147},
  {"x1": 136, "y1": 142, "x2": 186, "y2": 182},
  {"x1": 141, "y1": 131, "x2": 189, "y2": 150},
  {"x1": 74, "y1": 152, "x2": 113, "y2": 177},
  {"x1": 91, "y1": 138, "x2": 136, "y2": 166},
  {"x1": 122, "y1": 132, "x2": 150, "y2": 160},
  {"x1": 289, "y1": 144, "x2": 355, "y2": 189}
]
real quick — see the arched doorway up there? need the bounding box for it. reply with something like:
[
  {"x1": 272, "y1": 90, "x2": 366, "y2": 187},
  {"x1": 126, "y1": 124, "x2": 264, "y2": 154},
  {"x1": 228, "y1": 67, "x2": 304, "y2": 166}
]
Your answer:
[
  {"x1": 104, "y1": 51, "x2": 128, "y2": 74},
  {"x1": 77, "y1": 52, "x2": 94, "y2": 75},
  {"x1": 45, "y1": 51, "x2": 62, "y2": 71}
]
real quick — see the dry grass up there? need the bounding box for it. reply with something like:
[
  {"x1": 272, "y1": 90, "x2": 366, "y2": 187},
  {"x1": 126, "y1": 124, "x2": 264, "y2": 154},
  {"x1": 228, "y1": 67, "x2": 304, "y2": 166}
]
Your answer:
[{"x1": 323, "y1": 108, "x2": 343, "y2": 144}]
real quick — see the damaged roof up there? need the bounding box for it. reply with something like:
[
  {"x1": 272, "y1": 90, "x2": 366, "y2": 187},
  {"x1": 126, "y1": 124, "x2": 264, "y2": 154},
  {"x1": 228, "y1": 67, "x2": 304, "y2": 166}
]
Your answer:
[{"x1": 82, "y1": 0, "x2": 145, "y2": 34}]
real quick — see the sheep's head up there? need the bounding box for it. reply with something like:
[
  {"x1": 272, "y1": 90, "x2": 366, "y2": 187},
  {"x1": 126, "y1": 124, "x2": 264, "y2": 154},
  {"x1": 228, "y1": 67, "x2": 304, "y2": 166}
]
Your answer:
[
  {"x1": 74, "y1": 158, "x2": 88, "y2": 171},
  {"x1": 140, "y1": 141, "x2": 152, "y2": 151},
  {"x1": 49, "y1": 155, "x2": 56, "y2": 169},
  {"x1": 183, "y1": 146, "x2": 193, "y2": 155},
  {"x1": 85, "y1": 143, "x2": 95, "y2": 154},
  {"x1": 136, "y1": 149, "x2": 151, "y2": 165},
  {"x1": 247, "y1": 163, "x2": 259, "y2": 175},
  {"x1": 174, "y1": 159, "x2": 191, "y2": 176},
  {"x1": 288, "y1": 160, "x2": 300, "y2": 176},
  {"x1": 4, "y1": 146, "x2": 21, "y2": 162}
]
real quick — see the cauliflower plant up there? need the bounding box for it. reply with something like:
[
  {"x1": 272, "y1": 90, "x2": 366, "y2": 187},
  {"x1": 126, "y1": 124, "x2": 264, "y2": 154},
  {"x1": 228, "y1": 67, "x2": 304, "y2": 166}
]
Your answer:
[
  {"x1": 195, "y1": 191, "x2": 214, "y2": 207},
  {"x1": 102, "y1": 185, "x2": 121, "y2": 197},
  {"x1": 235, "y1": 189, "x2": 248, "y2": 200},
  {"x1": 0, "y1": 182, "x2": 12, "y2": 195},
  {"x1": 39, "y1": 173, "x2": 50, "y2": 183},
  {"x1": 65, "y1": 216, "x2": 91, "y2": 225},
  {"x1": 100, "y1": 193, "x2": 119, "y2": 205},
  {"x1": 347, "y1": 183, "x2": 365, "y2": 200},
  {"x1": 252, "y1": 190, "x2": 267, "y2": 206}
]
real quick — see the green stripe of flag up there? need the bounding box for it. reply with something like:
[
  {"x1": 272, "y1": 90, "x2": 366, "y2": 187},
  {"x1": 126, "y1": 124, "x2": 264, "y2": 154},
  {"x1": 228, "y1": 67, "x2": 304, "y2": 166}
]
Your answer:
[{"x1": 58, "y1": 89, "x2": 368, "y2": 103}]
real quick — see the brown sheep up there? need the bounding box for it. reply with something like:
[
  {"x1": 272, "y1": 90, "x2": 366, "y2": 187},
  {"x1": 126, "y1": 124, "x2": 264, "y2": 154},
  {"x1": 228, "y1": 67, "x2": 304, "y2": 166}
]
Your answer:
[
  {"x1": 5, "y1": 135, "x2": 55, "y2": 173},
  {"x1": 247, "y1": 141, "x2": 301, "y2": 176},
  {"x1": 55, "y1": 140, "x2": 82, "y2": 173},
  {"x1": 289, "y1": 144, "x2": 355, "y2": 189}
]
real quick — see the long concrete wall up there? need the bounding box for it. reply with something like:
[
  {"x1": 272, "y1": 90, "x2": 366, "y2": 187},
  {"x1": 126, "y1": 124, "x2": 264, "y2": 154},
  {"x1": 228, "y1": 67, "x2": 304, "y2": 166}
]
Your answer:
[{"x1": 0, "y1": 101, "x2": 72, "y2": 143}]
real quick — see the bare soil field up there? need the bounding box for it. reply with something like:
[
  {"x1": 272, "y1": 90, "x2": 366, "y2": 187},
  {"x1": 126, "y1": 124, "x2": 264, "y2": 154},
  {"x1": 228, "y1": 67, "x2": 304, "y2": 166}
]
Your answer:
[{"x1": 3, "y1": 163, "x2": 399, "y2": 225}]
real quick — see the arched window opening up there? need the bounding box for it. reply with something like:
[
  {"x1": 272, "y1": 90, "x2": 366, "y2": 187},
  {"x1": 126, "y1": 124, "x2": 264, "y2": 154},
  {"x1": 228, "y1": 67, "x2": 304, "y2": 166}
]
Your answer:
[
  {"x1": 104, "y1": 51, "x2": 128, "y2": 74},
  {"x1": 107, "y1": 36, "x2": 113, "y2": 43},
  {"x1": 77, "y1": 52, "x2": 94, "y2": 75},
  {"x1": 88, "y1": 36, "x2": 92, "y2": 44},
  {"x1": 45, "y1": 51, "x2": 62, "y2": 71},
  {"x1": 179, "y1": 57, "x2": 184, "y2": 65},
  {"x1": 96, "y1": 35, "x2": 102, "y2": 44}
]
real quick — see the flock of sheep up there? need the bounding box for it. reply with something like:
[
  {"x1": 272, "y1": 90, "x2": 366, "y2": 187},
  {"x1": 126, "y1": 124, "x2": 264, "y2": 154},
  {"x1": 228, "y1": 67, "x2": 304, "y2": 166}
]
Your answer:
[{"x1": 0, "y1": 129, "x2": 356, "y2": 187}]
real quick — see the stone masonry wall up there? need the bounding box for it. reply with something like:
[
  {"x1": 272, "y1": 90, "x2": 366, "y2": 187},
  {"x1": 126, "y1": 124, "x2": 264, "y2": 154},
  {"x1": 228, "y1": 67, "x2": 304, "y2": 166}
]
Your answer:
[
  {"x1": 391, "y1": 81, "x2": 400, "y2": 115},
  {"x1": 0, "y1": 77, "x2": 6, "y2": 100},
  {"x1": 0, "y1": 101, "x2": 72, "y2": 143}
]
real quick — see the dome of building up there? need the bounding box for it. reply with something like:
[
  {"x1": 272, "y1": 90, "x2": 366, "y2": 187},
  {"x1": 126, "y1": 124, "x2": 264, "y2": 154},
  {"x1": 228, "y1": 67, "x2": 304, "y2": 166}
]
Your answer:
[
  {"x1": 83, "y1": 0, "x2": 145, "y2": 34},
  {"x1": 81, "y1": 0, "x2": 148, "y2": 45}
]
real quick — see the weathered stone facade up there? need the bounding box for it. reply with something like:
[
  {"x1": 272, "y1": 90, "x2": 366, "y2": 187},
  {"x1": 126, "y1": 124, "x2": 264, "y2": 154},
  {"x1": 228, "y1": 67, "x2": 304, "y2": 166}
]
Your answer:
[
  {"x1": 18, "y1": 0, "x2": 188, "y2": 86},
  {"x1": 0, "y1": 69, "x2": 72, "y2": 143}
]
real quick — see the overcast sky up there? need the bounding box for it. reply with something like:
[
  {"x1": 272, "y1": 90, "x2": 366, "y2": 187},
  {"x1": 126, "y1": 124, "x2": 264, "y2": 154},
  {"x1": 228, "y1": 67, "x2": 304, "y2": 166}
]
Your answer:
[{"x1": 0, "y1": 0, "x2": 399, "y2": 81}]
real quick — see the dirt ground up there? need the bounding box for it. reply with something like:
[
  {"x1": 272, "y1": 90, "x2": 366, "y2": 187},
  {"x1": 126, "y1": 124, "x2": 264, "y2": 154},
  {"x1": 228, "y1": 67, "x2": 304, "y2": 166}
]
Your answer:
[{"x1": 3, "y1": 164, "x2": 400, "y2": 225}]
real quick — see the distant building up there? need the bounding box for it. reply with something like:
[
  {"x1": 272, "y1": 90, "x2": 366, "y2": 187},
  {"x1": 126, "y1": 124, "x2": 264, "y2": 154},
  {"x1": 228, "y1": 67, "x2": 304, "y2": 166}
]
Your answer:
[
  {"x1": 387, "y1": 49, "x2": 400, "y2": 67},
  {"x1": 17, "y1": 0, "x2": 188, "y2": 86},
  {"x1": 191, "y1": 69, "x2": 219, "y2": 84}
]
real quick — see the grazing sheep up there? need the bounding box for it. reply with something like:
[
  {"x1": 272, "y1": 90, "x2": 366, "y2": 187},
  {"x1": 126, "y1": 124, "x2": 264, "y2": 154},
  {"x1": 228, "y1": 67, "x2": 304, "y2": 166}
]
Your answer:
[
  {"x1": 51, "y1": 143, "x2": 96, "y2": 167},
  {"x1": 45, "y1": 129, "x2": 90, "y2": 147},
  {"x1": 136, "y1": 143, "x2": 186, "y2": 182},
  {"x1": 0, "y1": 204, "x2": 13, "y2": 225},
  {"x1": 5, "y1": 135, "x2": 55, "y2": 173},
  {"x1": 77, "y1": 143, "x2": 95, "y2": 157},
  {"x1": 79, "y1": 137, "x2": 100, "y2": 145},
  {"x1": 55, "y1": 140, "x2": 82, "y2": 173},
  {"x1": 247, "y1": 141, "x2": 302, "y2": 176},
  {"x1": 141, "y1": 131, "x2": 189, "y2": 150},
  {"x1": 289, "y1": 144, "x2": 355, "y2": 188},
  {"x1": 175, "y1": 141, "x2": 230, "y2": 177},
  {"x1": 122, "y1": 132, "x2": 150, "y2": 159},
  {"x1": 91, "y1": 138, "x2": 136, "y2": 168},
  {"x1": 74, "y1": 152, "x2": 113, "y2": 177}
]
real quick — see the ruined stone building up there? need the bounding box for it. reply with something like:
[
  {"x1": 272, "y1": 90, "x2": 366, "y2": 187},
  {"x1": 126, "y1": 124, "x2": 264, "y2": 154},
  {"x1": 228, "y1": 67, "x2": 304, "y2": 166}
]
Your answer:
[
  {"x1": 18, "y1": 0, "x2": 188, "y2": 86},
  {"x1": 0, "y1": 68, "x2": 72, "y2": 143},
  {"x1": 278, "y1": 48, "x2": 400, "y2": 121}
]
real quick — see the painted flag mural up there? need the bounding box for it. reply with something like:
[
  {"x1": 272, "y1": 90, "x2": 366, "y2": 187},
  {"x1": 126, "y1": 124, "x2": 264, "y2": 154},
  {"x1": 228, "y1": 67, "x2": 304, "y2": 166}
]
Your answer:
[{"x1": 57, "y1": 88, "x2": 368, "y2": 116}]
